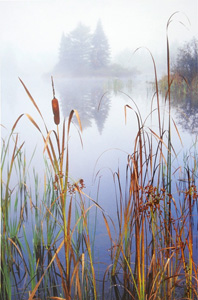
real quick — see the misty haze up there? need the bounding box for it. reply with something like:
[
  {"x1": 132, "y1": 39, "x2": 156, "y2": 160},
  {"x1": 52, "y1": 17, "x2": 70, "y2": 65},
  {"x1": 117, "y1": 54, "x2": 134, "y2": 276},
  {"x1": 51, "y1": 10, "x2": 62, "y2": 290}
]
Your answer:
[{"x1": 1, "y1": 1, "x2": 198, "y2": 299}]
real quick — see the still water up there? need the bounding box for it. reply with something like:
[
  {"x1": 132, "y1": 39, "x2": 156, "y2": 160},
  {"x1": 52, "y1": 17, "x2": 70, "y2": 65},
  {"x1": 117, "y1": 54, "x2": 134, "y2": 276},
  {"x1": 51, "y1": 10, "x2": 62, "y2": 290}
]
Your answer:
[
  {"x1": 1, "y1": 74, "x2": 198, "y2": 297},
  {"x1": 2, "y1": 75, "x2": 197, "y2": 195}
]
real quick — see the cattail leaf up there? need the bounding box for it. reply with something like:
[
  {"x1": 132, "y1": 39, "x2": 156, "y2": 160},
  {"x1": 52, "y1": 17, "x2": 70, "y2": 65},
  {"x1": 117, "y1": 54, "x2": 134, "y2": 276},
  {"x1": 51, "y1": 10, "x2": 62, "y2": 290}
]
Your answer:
[
  {"x1": 55, "y1": 254, "x2": 68, "y2": 297},
  {"x1": 25, "y1": 113, "x2": 41, "y2": 133},
  {"x1": 172, "y1": 118, "x2": 183, "y2": 146},
  {"x1": 124, "y1": 104, "x2": 132, "y2": 124},
  {"x1": 19, "y1": 78, "x2": 44, "y2": 121},
  {"x1": 28, "y1": 239, "x2": 64, "y2": 300},
  {"x1": 48, "y1": 296, "x2": 65, "y2": 300},
  {"x1": 70, "y1": 259, "x2": 82, "y2": 298},
  {"x1": 43, "y1": 130, "x2": 53, "y2": 153},
  {"x1": 67, "y1": 199, "x2": 72, "y2": 237},
  {"x1": 102, "y1": 213, "x2": 112, "y2": 241},
  {"x1": 67, "y1": 109, "x2": 82, "y2": 136},
  {"x1": 8, "y1": 238, "x2": 28, "y2": 273},
  {"x1": 149, "y1": 128, "x2": 169, "y2": 151},
  {"x1": 12, "y1": 114, "x2": 25, "y2": 132},
  {"x1": 48, "y1": 297, "x2": 66, "y2": 300},
  {"x1": 82, "y1": 253, "x2": 84, "y2": 284}
]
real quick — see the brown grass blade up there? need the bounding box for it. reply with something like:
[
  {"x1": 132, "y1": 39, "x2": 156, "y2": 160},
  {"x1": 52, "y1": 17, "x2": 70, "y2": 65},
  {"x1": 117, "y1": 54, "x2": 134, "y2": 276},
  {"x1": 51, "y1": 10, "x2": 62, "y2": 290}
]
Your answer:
[
  {"x1": 43, "y1": 130, "x2": 53, "y2": 153},
  {"x1": 61, "y1": 119, "x2": 66, "y2": 171},
  {"x1": 124, "y1": 104, "x2": 132, "y2": 125},
  {"x1": 119, "y1": 90, "x2": 142, "y2": 124},
  {"x1": 28, "y1": 239, "x2": 64, "y2": 300},
  {"x1": 55, "y1": 253, "x2": 68, "y2": 297},
  {"x1": 172, "y1": 118, "x2": 183, "y2": 146},
  {"x1": 8, "y1": 237, "x2": 28, "y2": 274},
  {"x1": 149, "y1": 128, "x2": 169, "y2": 151},
  {"x1": 25, "y1": 113, "x2": 42, "y2": 133},
  {"x1": 67, "y1": 198, "x2": 72, "y2": 237},
  {"x1": 43, "y1": 129, "x2": 60, "y2": 159},
  {"x1": 70, "y1": 258, "x2": 82, "y2": 299},
  {"x1": 11, "y1": 134, "x2": 19, "y2": 165},
  {"x1": 102, "y1": 212, "x2": 112, "y2": 241},
  {"x1": 12, "y1": 114, "x2": 25, "y2": 132},
  {"x1": 48, "y1": 297, "x2": 66, "y2": 300},
  {"x1": 42, "y1": 201, "x2": 62, "y2": 227},
  {"x1": 73, "y1": 109, "x2": 82, "y2": 132},
  {"x1": 19, "y1": 78, "x2": 44, "y2": 121},
  {"x1": 82, "y1": 253, "x2": 84, "y2": 285},
  {"x1": 67, "y1": 109, "x2": 82, "y2": 138}
]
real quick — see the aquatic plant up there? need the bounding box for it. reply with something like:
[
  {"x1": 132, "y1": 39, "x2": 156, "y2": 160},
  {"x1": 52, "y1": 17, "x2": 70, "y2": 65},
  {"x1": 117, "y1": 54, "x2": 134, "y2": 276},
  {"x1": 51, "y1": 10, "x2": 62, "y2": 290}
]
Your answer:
[
  {"x1": 1, "y1": 12, "x2": 197, "y2": 300},
  {"x1": 100, "y1": 12, "x2": 198, "y2": 300}
]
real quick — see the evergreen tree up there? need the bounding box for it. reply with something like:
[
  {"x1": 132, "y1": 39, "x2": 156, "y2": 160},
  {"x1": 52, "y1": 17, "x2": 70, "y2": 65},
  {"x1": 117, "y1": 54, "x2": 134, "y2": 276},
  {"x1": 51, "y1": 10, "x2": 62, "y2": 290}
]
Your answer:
[
  {"x1": 57, "y1": 33, "x2": 73, "y2": 74},
  {"x1": 69, "y1": 23, "x2": 92, "y2": 73},
  {"x1": 91, "y1": 20, "x2": 110, "y2": 69},
  {"x1": 56, "y1": 21, "x2": 112, "y2": 76}
]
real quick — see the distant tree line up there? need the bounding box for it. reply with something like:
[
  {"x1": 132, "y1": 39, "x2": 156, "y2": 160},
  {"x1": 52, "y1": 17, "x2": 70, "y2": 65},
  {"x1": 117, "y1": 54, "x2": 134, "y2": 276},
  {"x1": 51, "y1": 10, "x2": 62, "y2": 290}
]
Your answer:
[
  {"x1": 159, "y1": 38, "x2": 198, "y2": 95},
  {"x1": 173, "y1": 37, "x2": 198, "y2": 86},
  {"x1": 54, "y1": 20, "x2": 135, "y2": 78},
  {"x1": 55, "y1": 20, "x2": 110, "y2": 76}
]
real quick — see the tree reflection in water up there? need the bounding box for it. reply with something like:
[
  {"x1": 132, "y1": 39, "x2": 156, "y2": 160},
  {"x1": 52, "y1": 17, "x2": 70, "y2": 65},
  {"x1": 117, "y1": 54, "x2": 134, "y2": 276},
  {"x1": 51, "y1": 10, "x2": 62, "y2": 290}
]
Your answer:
[
  {"x1": 56, "y1": 78, "x2": 111, "y2": 134},
  {"x1": 171, "y1": 93, "x2": 198, "y2": 134}
]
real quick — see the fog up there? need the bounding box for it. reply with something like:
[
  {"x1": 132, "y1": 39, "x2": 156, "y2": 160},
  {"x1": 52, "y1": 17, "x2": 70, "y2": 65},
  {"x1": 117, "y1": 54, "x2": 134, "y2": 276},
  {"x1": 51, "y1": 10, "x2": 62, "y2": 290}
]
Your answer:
[{"x1": 0, "y1": 0, "x2": 197, "y2": 78}]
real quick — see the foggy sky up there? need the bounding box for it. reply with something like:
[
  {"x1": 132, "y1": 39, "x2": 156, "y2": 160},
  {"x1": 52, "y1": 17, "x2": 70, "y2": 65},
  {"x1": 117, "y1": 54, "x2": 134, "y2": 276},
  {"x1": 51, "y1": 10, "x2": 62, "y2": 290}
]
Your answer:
[{"x1": 0, "y1": 0, "x2": 197, "y2": 76}]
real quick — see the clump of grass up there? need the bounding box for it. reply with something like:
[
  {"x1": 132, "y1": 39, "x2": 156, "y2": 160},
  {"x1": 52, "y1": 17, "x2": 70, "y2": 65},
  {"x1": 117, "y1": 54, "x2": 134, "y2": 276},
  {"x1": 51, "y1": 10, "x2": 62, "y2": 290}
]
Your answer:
[
  {"x1": 1, "y1": 12, "x2": 198, "y2": 300},
  {"x1": 18, "y1": 77, "x2": 101, "y2": 300},
  {"x1": 1, "y1": 130, "x2": 31, "y2": 300},
  {"x1": 101, "y1": 12, "x2": 198, "y2": 300},
  {"x1": 1, "y1": 76, "x2": 100, "y2": 300}
]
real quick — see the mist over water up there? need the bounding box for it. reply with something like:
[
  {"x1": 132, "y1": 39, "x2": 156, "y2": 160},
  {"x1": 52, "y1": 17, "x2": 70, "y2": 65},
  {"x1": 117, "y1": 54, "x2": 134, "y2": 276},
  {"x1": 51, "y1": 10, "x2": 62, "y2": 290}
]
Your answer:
[
  {"x1": 1, "y1": 1, "x2": 198, "y2": 299},
  {"x1": 1, "y1": 0, "x2": 197, "y2": 80}
]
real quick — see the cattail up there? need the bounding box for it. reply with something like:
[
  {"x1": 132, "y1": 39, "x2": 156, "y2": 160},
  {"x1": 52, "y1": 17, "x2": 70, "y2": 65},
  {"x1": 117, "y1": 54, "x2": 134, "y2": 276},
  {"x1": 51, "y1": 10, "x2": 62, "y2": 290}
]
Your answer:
[
  {"x1": 51, "y1": 76, "x2": 60, "y2": 125},
  {"x1": 52, "y1": 97, "x2": 60, "y2": 125}
]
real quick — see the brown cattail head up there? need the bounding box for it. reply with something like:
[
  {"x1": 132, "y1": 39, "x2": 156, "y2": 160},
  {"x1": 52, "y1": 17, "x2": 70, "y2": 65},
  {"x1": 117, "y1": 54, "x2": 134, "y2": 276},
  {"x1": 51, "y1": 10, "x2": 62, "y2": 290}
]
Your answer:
[{"x1": 52, "y1": 97, "x2": 60, "y2": 125}]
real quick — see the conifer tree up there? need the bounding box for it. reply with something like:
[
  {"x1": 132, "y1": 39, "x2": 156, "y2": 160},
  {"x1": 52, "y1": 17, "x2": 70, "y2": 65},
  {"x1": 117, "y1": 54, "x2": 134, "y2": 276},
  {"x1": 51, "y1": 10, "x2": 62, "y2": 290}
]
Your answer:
[
  {"x1": 57, "y1": 33, "x2": 73, "y2": 74},
  {"x1": 91, "y1": 20, "x2": 110, "y2": 69},
  {"x1": 69, "y1": 23, "x2": 92, "y2": 73}
]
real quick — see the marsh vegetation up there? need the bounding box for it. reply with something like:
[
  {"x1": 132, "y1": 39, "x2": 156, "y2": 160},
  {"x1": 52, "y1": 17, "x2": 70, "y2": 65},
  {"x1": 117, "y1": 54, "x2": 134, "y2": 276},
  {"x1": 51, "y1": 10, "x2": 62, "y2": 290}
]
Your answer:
[{"x1": 1, "y1": 14, "x2": 198, "y2": 300}]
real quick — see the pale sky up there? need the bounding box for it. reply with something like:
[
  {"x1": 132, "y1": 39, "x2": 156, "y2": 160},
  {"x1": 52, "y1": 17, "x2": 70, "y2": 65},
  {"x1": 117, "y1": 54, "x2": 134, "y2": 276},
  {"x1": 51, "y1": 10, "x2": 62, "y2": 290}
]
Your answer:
[{"x1": 0, "y1": 0, "x2": 197, "y2": 75}]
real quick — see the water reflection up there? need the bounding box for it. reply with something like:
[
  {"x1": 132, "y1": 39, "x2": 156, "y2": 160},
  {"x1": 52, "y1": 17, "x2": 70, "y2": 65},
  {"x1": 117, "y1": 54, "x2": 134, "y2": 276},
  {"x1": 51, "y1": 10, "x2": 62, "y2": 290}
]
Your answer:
[
  {"x1": 2, "y1": 75, "x2": 198, "y2": 299},
  {"x1": 56, "y1": 78, "x2": 111, "y2": 134},
  {"x1": 56, "y1": 78, "x2": 133, "y2": 134},
  {"x1": 172, "y1": 93, "x2": 198, "y2": 134}
]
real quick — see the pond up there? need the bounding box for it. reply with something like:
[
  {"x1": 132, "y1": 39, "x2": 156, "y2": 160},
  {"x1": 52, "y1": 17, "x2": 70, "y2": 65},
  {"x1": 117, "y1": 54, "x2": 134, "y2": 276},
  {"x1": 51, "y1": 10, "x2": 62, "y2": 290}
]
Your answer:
[{"x1": 1, "y1": 74, "x2": 198, "y2": 299}]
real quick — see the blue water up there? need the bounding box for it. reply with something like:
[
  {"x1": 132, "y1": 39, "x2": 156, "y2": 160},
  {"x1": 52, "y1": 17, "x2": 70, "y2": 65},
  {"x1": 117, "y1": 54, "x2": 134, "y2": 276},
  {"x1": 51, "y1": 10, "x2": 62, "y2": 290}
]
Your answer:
[{"x1": 1, "y1": 75, "x2": 198, "y2": 298}]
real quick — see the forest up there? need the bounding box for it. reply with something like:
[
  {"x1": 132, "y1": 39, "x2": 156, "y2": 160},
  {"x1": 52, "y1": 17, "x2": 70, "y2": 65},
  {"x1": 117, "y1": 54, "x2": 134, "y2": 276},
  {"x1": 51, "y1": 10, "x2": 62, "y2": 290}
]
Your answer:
[{"x1": 54, "y1": 20, "x2": 135, "y2": 77}]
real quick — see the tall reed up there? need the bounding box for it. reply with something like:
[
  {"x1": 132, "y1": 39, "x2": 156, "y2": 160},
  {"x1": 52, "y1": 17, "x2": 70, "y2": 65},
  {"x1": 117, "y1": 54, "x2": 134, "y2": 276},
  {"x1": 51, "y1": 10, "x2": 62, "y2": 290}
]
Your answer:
[
  {"x1": 1, "y1": 12, "x2": 197, "y2": 300},
  {"x1": 1, "y1": 130, "x2": 30, "y2": 300},
  {"x1": 101, "y1": 12, "x2": 198, "y2": 300},
  {"x1": 1, "y1": 77, "x2": 99, "y2": 300}
]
